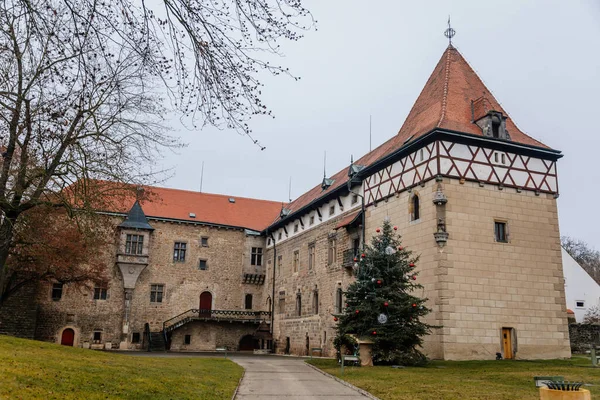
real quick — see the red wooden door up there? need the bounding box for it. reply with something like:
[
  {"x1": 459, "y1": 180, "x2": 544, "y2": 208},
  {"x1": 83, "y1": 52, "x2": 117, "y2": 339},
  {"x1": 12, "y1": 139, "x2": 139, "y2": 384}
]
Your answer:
[
  {"x1": 200, "y1": 292, "x2": 212, "y2": 316},
  {"x1": 61, "y1": 328, "x2": 74, "y2": 346}
]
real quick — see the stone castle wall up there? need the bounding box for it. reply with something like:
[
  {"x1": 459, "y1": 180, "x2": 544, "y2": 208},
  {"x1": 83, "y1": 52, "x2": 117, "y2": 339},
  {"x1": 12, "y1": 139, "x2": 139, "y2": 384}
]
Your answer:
[{"x1": 0, "y1": 282, "x2": 38, "y2": 339}]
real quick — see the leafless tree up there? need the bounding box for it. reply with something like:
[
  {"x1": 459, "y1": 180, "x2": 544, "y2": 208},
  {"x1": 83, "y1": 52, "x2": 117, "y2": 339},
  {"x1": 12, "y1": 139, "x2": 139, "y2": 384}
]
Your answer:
[
  {"x1": 0, "y1": 0, "x2": 313, "y2": 303},
  {"x1": 562, "y1": 236, "x2": 600, "y2": 285}
]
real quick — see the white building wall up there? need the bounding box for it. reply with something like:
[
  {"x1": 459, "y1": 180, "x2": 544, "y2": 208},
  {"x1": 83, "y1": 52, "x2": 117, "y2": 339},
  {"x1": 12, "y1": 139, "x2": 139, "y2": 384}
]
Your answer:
[{"x1": 562, "y1": 247, "x2": 600, "y2": 322}]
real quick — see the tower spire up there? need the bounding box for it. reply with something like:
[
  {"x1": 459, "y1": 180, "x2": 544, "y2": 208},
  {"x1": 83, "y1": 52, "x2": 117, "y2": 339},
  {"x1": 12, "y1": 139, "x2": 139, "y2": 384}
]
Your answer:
[{"x1": 444, "y1": 16, "x2": 456, "y2": 46}]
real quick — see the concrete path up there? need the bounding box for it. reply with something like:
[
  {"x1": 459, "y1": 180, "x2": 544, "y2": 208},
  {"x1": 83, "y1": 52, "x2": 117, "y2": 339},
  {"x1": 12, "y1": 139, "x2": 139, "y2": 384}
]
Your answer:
[{"x1": 231, "y1": 356, "x2": 369, "y2": 399}]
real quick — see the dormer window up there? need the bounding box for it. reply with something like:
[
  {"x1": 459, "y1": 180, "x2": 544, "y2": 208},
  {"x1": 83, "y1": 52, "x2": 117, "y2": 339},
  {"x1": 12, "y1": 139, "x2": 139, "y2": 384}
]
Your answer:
[
  {"x1": 472, "y1": 97, "x2": 510, "y2": 141},
  {"x1": 125, "y1": 234, "x2": 144, "y2": 255},
  {"x1": 491, "y1": 114, "x2": 501, "y2": 138}
]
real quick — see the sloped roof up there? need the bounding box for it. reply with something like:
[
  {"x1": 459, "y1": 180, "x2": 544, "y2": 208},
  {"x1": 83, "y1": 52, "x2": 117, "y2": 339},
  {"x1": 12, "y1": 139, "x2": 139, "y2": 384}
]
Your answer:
[
  {"x1": 272, "y1": 45, "x2": 553, "y2": 222},
  {"x1": 83, "y1": 181, "x2": 283, "y2": 231}
]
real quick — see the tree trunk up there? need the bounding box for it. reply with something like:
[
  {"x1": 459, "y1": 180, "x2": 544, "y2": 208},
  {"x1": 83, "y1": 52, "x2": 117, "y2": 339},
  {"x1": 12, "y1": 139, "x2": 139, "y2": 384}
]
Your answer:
[{"x1": 0, "y1": 216, "x2": 16, "y2": 306}]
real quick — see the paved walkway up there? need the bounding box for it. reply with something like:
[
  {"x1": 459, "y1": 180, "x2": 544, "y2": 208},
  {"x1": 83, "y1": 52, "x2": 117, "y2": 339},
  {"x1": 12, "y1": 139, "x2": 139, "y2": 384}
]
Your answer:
[{"x1": 231, "y1": 356, "x2": 369, "y2": 399}]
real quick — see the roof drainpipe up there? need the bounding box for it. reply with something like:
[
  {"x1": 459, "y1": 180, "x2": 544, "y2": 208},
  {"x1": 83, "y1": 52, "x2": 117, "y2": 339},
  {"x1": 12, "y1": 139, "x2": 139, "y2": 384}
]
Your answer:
[{"x1": 267, "y1": 231, "x2": 276, "y2": 336}]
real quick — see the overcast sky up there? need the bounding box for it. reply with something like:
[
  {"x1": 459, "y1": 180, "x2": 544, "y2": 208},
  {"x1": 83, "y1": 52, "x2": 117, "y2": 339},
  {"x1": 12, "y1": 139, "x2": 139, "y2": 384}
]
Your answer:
[{"x1": 160, "y1": 0, "x2": 600, "y2": 250}]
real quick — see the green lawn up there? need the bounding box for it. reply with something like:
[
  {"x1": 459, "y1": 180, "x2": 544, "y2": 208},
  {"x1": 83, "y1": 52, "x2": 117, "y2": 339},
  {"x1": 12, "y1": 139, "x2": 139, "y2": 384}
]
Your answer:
[
  {"x1": 0, "y1": 335, "x2": 243, "y2": 399},
  {"x1": 308, "y1": 357, "x2": 600, "y2": 400}
]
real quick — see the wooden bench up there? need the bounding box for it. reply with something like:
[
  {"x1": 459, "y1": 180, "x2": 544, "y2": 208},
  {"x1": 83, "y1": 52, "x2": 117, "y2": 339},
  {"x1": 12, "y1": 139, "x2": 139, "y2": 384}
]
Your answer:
[
  {"x1": 216, "y1": 347, "x2": 228, "y2": 358},
  {"x1": 309, "y1": 347, "x2": 323, "y2": 359},
  {"x1": 340, "y1": 354, "x2": 360, "y2": 374}
]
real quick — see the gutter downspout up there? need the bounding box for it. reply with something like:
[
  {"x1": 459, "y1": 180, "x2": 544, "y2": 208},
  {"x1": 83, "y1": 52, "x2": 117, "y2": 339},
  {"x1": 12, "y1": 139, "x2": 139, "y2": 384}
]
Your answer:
[{"x1": 268, "y1": 231, "x2": 276, "y2": 336}]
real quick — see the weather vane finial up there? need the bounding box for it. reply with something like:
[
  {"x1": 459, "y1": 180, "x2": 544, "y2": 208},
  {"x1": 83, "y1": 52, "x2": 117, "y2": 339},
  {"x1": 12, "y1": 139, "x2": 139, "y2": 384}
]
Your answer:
[{"x1": 444, "y1": 16, "x2": 456, "y2": 46}]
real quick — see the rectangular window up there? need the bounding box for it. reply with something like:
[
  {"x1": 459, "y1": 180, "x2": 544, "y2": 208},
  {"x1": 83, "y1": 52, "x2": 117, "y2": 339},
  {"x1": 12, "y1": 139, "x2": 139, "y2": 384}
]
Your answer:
[
  {"x1": 201, "y1": 237, "x2": 209, "y2": 247},
  {"x1": 308, "y1": 244, "x2": 315, "y2": 270},
  {"x1": 351, "y1": 194, "x2": 358, "y2": 205},
  {"x1": 93, "y1": 331, "x2": 102, "y2": 343},
  {"x1": 51, "y1": 283, "x2": 63, "y2": 301},
  {"x1": 150, "y1": 284, "x2": 164, "y2": 303},
  {"x1": 309, "y1": 215, "x2": 315, "y2": 225},
  {"x1": 267, "y1": 238, "x2": 271, "y2": 246},
  {"x1": 278, "y1": 232, "x2": 282, "y2": 240},
  {"x1": 173, "y1": 242, "x2": 187, "y2": 262},
  {"x1": 93, "y1": 286, "x2": 108, "y2": 300},
  {"x1": 277, "y1": 255, "x2": 282, "y2": 276},
  {"x1": 576, "y1": 301, "x2": 585, "y2": 308},
  {"x1": 293, "y1": 250, "x2": 299, "y2": 273},
  {"x1": 184, "y1": 335, "x2": 191, "y2": 345},
  {"x1": 329, "y1": 205, "x2": 335, "y2": 216},
  {"x1": 294, "y1": 224, "x2": 299, "y2": 233},
  {"x1": 352, "y1": 238, "x2": 361, "y2": 256},
  {"x1": 125, "y1": 234, "x2": 144, "y2": 255},
  {"x1": 328, "y1": 237, "x2": 337, "y2": 265},
  {"x1": 494, "y1": 221, "x2": 508, "y2": 243},
  {"x1": 251, "y1": 247, "x2": 263, "y2": 266},
  {"x1": 199, "y1": 259, "x2": 208, "y2": 271},
  {"x1": 131, "y1": 332, "x2": 140, "y2": 343},
  {"x1": 278, "y1": 291, "x2": 286, "y2": 314}
]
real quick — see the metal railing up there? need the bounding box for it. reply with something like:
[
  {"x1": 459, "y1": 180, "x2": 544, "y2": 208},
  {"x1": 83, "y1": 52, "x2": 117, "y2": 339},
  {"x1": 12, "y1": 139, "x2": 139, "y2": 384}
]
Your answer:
[{"x1": 163, "y1": 309, "x2": 271, "y2": 332}]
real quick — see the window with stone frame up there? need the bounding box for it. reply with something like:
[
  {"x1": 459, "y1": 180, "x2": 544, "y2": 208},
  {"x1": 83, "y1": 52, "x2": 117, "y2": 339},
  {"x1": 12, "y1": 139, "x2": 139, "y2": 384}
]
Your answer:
[
  {"x1": 131, "y1": 332, "x2": 140, "y2": 343},
  {"x1": 312, "y1": 288, "x2": 319, "y2": 314},
  {"x1": 335, "y1": 287, "x2": 343, "y2": 314},
  {"x1": 245, "y1": 294, "x2": 253, "y2": 310},
  {"x1": 125, "y1": 234, "x2": 144, "y2": 255},
  {"x1": 277, "y1": 255, "x2": 282, "y2": 276},
  {"x1": 184, "y1": 334, "x2": 191, "y2": 345},
  {"x1": 410, "y1": 194, "x2": 420, "y2": 221},
  {"x1": 278, "y1": 291, "x2": 286, "y2": 314},
  {"x1": 93, "y1": 331, "x2": 102, "y2": 343},
  {"x1": 201, "y1": 236, "x2": 209, "y2": 247},
  {"x1": 308, "y1": 244, "x2": 315, "y2": 270},
  {"x1": 251, "y1": 247, "x2": 263, "y2": 266},
  {"x1": 296, "y1": 291, "x2": 302, "y2": 316},
  {"x1": 51, "y1": 283, "x2": 63, "y2": 301},
  {"x1": 198, "y1": 259, "x2": 208, "y2": 270},
  {"x1": 328, "y1": 237, "x2": 337, "y2": 265},
  {"x1": 293, "y1": 250, "x2": 300, "y2": 273},
  {"x1": 173, "y1": 242, "x2": 187, "y2": 262},
  {"x1": 93, "y1": 286, "x2": 108, "y2": 300},
  {"x1": 494, "y1": 220, "x2": 508, "y2": 243},
  {"x1": 150, "y1": 284, "x2": 164, "y2": 303}
]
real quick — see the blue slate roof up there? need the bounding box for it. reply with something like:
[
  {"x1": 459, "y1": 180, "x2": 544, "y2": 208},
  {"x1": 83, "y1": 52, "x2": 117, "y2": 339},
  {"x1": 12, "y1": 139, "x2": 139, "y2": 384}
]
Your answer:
[{"x1": 119, "y1": 201, "x2": 154, "y2": 230}]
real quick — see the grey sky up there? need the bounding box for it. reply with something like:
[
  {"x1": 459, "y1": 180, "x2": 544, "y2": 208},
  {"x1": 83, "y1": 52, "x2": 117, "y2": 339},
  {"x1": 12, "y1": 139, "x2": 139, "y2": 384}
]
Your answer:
[{"x1": 161, "y1": 0, "x2": 600, "y2": 250}]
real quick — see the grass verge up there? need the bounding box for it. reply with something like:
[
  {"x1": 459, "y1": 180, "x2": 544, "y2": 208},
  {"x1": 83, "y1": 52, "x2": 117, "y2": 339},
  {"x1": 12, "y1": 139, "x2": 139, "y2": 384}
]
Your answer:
[
  {"x1": 0, "y1": 335, "x2": 243, "y2": 399},
  {"x1": 307, "y1": 357, "x2": 600, "y2": 400}
]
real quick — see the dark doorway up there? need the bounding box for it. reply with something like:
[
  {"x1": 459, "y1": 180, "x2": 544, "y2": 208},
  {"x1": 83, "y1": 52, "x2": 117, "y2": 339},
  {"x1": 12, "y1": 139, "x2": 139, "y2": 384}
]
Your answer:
[
  {"x1": 239, "y1": 334, "x2": 258, "y2": 351},
  {"x1": 200, "y1": 291, "x2": 212, "y2": 316},
  {"x1": 285, "y1": 337, "x2": 290, "y2": 354},
  {"x1": 245, "y1": 294, "x2": 253, "y2": 310},
  {"x1": 61, "y1": 328, "x2": 74, "y2": 346},
  {"x1": 305, "y1": 334, "x2": 310, "y2": 356}
]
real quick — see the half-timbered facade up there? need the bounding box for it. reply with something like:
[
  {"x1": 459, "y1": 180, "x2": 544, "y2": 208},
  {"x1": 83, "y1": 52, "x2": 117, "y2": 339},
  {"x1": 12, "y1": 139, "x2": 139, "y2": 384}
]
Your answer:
[{"x1": 2, "y1": 44, "x2": 570, "y2": 360}]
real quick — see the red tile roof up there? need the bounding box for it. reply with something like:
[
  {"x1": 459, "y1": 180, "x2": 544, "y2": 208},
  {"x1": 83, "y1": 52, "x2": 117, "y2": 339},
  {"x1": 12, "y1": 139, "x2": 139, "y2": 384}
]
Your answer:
[
  {"x1": 274, "y1": 46, "x2": 552, "y2": 222},
  {"x1": 83, "y1": 181, "x2": 283, "y2": 231}
]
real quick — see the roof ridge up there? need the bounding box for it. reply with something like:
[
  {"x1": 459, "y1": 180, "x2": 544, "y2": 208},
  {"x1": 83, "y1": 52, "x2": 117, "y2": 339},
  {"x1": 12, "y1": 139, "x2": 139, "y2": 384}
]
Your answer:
[{"x1": 437, "y1": 46, "x2": 452, "y2": 127}]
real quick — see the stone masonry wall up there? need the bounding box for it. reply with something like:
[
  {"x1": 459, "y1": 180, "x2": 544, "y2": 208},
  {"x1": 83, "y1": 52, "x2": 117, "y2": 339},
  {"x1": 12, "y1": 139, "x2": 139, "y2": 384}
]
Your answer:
[
  {"x1": 33, "y1": 217, "x2": 268, "y2": 350},
  {"x1": 170, "y1": 321, "x2": 258, "y2": 352},
  {"x1": 439, "y1": 178, "x2": 570, "y2": 360},
  {"x1": 265, "y1": 210, "x2": 359, "y2": 356}
]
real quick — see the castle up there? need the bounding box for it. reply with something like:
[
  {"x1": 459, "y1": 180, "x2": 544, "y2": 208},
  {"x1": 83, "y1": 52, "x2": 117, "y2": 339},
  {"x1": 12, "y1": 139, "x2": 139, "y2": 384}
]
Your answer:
[{"x1": 0, "y1": 45, "x2": 571, "y2": 360}]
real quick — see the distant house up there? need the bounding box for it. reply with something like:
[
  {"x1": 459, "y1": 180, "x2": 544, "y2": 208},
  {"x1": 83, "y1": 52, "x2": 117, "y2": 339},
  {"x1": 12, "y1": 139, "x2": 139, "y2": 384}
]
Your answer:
[{"x1": 563, "y1": 248, "x2": 600, "y2": 322}]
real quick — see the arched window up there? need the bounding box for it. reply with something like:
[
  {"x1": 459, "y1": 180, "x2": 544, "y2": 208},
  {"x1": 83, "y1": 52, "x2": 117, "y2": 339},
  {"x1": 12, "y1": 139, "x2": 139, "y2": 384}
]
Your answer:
[
  {"x1": 245, "y1": 294, "x2": 253, "y2": 310},
  {"x1": 313, "y1": 289, "x2": 319, "y2": 314},
  {"x1": 296, "y1": 291, "x2": 302, "y2": 316},
  {"x1": 411, "y1": 194, "x2": 420, "y2": 221},
  {"x1": 335, "y1": 287, "x2": 343, "y2": 314}
]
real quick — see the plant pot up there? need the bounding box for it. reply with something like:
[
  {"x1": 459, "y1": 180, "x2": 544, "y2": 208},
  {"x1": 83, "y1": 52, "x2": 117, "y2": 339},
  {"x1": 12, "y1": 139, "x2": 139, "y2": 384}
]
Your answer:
[{"x1": 539, "y1": 387, "x2": 591, "y2": 400}]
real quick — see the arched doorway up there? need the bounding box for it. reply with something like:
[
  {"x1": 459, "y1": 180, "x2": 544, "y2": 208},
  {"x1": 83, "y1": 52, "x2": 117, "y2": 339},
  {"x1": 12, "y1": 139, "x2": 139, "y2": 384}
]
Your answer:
[
  {"x1": 61, "y1": 328, "x2": 75, "y2": 346},
  {"x1": 239, "y1": 334, "x2": 258, "y2": 351},
  {"x1": 200, "y1": 291, "x2": 212, "y2": 316}
]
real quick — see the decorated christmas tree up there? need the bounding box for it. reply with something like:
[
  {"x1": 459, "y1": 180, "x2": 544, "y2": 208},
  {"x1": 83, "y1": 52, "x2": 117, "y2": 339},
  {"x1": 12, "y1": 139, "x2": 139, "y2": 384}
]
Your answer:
[{"x1": 334, "y1": 219, "x2": 433, "y2": 366}]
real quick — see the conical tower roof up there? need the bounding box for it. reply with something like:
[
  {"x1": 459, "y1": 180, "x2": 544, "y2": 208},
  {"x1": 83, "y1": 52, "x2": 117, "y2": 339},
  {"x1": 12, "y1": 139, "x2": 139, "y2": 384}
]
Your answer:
[
  {"x1": 396, "y1": 45, "x2": 548, "y2": 148},
  {"x1": 119, "y1": 200, "x2": 154, "y2": 230}
]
